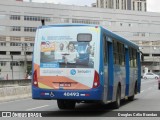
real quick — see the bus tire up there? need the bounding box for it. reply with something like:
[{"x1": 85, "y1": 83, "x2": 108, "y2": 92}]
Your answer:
[
  {"x1": 112, "y1": 86, "x2": 121, "y2": 109},
  {"x1": 65, "y1": 101, "x2": 76, "y2": 109},
  {"x1": 57, "y1": 100, "x2": 66, "y2": 109},
  {"x1": 128, "y1": 82, "x2": 137, "y2": 101},
  {"x1": 128, "y1": 95, "x2": 134, "y2": 101},
  {"x1": 57, "y1": 100, "x2": 76, "y2": 109}
]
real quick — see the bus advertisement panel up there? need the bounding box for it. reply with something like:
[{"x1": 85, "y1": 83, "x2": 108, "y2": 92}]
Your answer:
[{"x1": 33, "y1": 26, "x2": 100, "y2": 91}]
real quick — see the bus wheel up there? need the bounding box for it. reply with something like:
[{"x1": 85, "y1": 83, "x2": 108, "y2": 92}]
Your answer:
[
  {"x1": 65, "y1": 100, "x2": 76, "y2": 109},
  {"x1": 128, "y1": 83, "x2": 137, "y2": 101},
  {"x1": 112, "y1": 86, "x2": 121, "y2": 109},
  {"x1": 128, "y1": 95, "x2": 134, "y2": 101},
  {"x1": 57, "y1": 100, "x2": 76, "y2": 109},
  {"x1": 57, "y1": 100, "x2": 66, "y2": 109}
]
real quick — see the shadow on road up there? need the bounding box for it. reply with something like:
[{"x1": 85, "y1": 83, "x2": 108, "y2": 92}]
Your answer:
[{"x1": 42, "y1": 98, "x2": 138, "y2": 117}]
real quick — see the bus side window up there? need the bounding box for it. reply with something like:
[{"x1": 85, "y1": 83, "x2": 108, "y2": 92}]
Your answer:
[
  {"x1": 133, "y1": 49, "x2": 137, "y2": 67},
  {"x1": 113, "y1": 40, "x2": 118, "y2": 65},
  {"x1": 129, "y1": 48, "x2": 135, "y2": 67}
]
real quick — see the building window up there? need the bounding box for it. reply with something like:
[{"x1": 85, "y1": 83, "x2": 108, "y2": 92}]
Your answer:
[
  {"x1": 133, "y1": 32, "x2": 139, "y2": 36},
  {"x1": 143, "y1": 54, "x2": 149, "y2": 56},
  {"x1": 10, "y1": 36, "x2": 21, "y2": 41},
  {"x1": 61, "y1": 18, "x2": 69, "y2": 23},
  {"x1": 0, "y1": 36, "x2": 6, "y2": 41},
  {"x1": 139, "y1": 2, "x2": 142, "y2": 11},
  {"x1": 0, "y1": 42, "x2": 6, "y2": 46},
  {"x1": 116, "y1": 0, "x2": 119, "y2": 9},
  {"x1": 24, "y1": 27, "x2": 37, "y2": 32},
  {"x1": 0, "y1": 62, "x2": 6, "y2": 66},
  {"x1": 0, "y1": 51, "x2": 6, "y2": 55},
  {"x1": 24, "y1": 16, "x2": 51, "y2": 22},
  {"x1": 122, "y1": 0, "x2": 124, "y2": 9},
  {"x1": 30, "y1": 43, "x2": 34, "y2": 46},
  {"x1": 10, "y1": 42, "x2": 21, "y2": 46},
  {"x1": 26, "y1": 52, "x2": 33, "y2": 55},
  {"x1": 144, "y1": 3, "x2": 146, "y2": 11},
  {"x1": 10, "y1": 61, "x2": 21, "y2": 66},
  {"x1": 10, "y1": 26, "x2": 21, "y2": 31},
  {"x1": 72, "y1": 19, "x2": 100, "y2": 25},
  {"x1": 141, "y1": 33, "x2": 145, "y2": 36},
  {"x1": 10, "y1": 15, "x2": 21, "y2": 20},
  {"x1": 124, "y1": 0, "x2": 126, "y2": 9},
  {"x1": 24, "y1": 37, "x2": 35, "y2": 42},
  {"x1": 152, "y1": 41, "x2": 160, "y2": 46},
  {"x1": 142, "y1": 41, "x2": 150, "y2": 46},
  {"x1": 10, "y1": 52, "x2": 21, "y2": 55},
  {"x1": 133, "y1": 1, "x2": 135, "y2": 10}
]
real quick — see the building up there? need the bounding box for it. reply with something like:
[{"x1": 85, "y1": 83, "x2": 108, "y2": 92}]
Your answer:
[
  {"x1": 96, "y1": 0, "x2": 147, "y2": 11},
  {"x1": 132, "y1": 0, "x2": 147, "y2": 11},
  {"x1": 0, "y1": 0, "x2": 159, "y2": 79}
]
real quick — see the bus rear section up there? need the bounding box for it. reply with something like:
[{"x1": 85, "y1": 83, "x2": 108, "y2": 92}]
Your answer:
[{"x1": 32, "y1": 25, "x2": 103, "y2": 109}]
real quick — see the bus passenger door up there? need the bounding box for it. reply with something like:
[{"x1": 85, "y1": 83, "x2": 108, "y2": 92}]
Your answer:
[
  {"x1": 103, "y1": 35, "x2": 108, "y2": 102},
  {"x1": 103, "y1": 35, "x2": 114, "y2": 102},
  {"x1": 125, "y1": 46, "x2": 130, "y2": 96}
]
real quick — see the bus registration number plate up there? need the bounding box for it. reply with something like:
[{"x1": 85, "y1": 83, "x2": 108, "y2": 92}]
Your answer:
[{"x1": 59, "y1": 83, "x2": 71, "y2": 87}]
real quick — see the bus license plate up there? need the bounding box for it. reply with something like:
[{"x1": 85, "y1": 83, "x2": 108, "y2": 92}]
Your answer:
[{"x1": 59, "y1": 83, "x2": 71, "y2": 87}]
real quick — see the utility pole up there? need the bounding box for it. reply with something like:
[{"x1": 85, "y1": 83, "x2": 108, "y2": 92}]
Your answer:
[
  {"x1": 11, "y1": 54, "x2": 13, "y2": 79},
  {"x1": 22, "y1": 43, "x2": 28, "y2": 78}
]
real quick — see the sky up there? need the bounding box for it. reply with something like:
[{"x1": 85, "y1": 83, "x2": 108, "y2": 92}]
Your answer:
[{"x1": 24, "y1": 0, "x2": 160, "y2": 13}]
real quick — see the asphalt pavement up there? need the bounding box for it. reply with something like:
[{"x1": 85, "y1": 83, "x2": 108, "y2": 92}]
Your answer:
[{"x1": 0, "y1": 78, "x2": 159, "y2": 119}]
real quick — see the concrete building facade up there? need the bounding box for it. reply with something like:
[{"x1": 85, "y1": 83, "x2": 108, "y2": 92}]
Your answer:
[
  {"x1": 0, "y1": 0, "x2": 159, "y2": 79},
  {"x1": 96, "y1": 0, "x2": 146, "y2": 11}
]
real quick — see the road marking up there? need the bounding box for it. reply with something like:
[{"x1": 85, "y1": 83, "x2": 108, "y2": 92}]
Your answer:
[
  {"x1": 26, "y1": 105, "x2": 49, "y2": 111},
  {"x1": 0, "y1": 98, "x2": 32, "y2": 105}
]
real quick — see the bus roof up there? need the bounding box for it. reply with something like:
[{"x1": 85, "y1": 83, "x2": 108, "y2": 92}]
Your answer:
[
  {"x1": 37, "y1": 23, "x2": 139, "y2": 50},
  {"x1": 101, "y1": 27, "x2": 139, "y2": 50},
  {"x1": 37, "y1": 23, "x2": 99, "y2": 29}
]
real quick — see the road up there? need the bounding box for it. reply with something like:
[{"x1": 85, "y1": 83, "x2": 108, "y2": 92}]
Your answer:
[{"x1": 0, "y1": 79, "x2": 159, "y2": 118}]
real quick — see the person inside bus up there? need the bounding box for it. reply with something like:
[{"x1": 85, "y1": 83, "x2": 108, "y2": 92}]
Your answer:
[
  {"x1": 64, "y1": 42, "x2": 79, "y2": 67},
  {"x1": 54, "y1": 43, "x2": 65, "y2": 62},
  {"x1": 59, "y1": 43, "x2": 64, "y2": 51}
]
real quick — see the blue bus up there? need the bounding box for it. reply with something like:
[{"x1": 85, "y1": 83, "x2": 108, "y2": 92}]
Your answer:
[{"x1": 32, "y1": 24, "x2": 142, "y2": 109}]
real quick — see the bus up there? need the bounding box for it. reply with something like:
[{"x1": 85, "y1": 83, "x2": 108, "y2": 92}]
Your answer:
[{"x1": 32, "y1": 24, "x2": 142, "y2": 109}]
